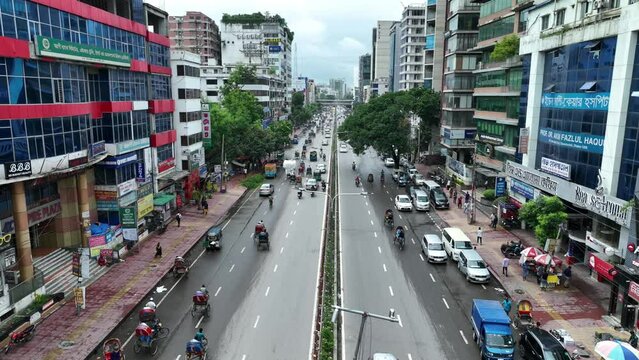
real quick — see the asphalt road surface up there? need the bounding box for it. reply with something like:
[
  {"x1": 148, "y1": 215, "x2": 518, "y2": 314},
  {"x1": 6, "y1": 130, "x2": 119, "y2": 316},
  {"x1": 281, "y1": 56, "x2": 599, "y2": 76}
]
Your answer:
[
  {"x1": 339, "y1": 146, "x2": 505, "y2": 360},
  {"x1": 106, "y1": 116, "x2": 333, "y2": 360}
]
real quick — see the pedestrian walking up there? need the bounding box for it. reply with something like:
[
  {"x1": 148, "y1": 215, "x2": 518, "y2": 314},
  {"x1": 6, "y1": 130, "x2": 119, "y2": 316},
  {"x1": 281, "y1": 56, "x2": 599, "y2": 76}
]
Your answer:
[
  {"x1": 502, "y1": 257, "x2": 510, "y2": 276},
  {"x1": 490, "y1": 213, "x2": 497, "y2": 229},
  {"x1": 465, "y1": 191, "x2": 470, "y2": 203},
  {"x1": 463, "y1": 202, "x2": 469, "y2": 214},
  {"x1": 176, "y1": 212, "x2": 182, "y2": 227},
  {"x1": 522, "y1": 261, "x2": 529, "y2": 281},
  {"x1": 629, "y1": 330, "x2": 638, "y2": 348},
  {"x1": 155, "y1": 243, "x2": 162, "y2": 258},
  {"x1": 501, "y1": 296, "x2": 512, "y2": 315},
  {"x1": 244, "y1": 168, "x2": 248, "y2": 177},
  {"x1": 536, "y1": 265, "x2": 544, "y2": 285},
  {"x1": 453, "y1": 190, "x2": 458, "y2": 203},
  {"x1": 449, "y1": 186, "x2": 454, "y2": 199},
  {"x1": 457, "y1": 196, "x2": 463, "y2": 209},
  {"x1": 446, "y1": 179, "x2": 451, "y2": 190},
  {"x1": 562, "y1": 265, "x2": 572, "y2": 288},
  {"x1": 541, "y1": 268, "x2": 549, "y2": 290},
  {"x1": 202, "y1": 200, "x2": 209, "y2": 216},
  {"x1": 477, "y1": 227, "x2": 483, "y2": 245}
]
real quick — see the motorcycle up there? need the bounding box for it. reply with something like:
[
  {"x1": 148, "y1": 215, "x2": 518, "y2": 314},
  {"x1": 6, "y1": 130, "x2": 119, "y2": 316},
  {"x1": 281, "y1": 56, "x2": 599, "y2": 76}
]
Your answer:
[
  {"x1": 268, "y1": 197, "x2": 273, "y2": 208},
  {"x1": 297, "y1": 190, "x2": 303, "y2": 199},
  {"x1": 355, "y1": 178, "x2": 360, "y2": 187},
  {"x1": 321, "y1": 181, "x2": 327, "y2": 192},
  {"x1": 310, "y1": 191, "x2": 315, "y2": 198},
  {"x1": 4, "y1": 324, "x2": 37, "y2": 353},
  {"x1": 501, "y1": 218, "x2": 519, "y2": 230},
  {"x1": 500, "y1": 240, "x2": 523, "y2": 258},
  {"x1": 352, "y1": 163, "x2": 356, "y2": 171}
]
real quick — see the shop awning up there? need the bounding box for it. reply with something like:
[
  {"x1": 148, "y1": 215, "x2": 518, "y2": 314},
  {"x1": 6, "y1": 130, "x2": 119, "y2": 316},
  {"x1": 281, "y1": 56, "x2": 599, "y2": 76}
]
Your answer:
[
  {"x1": 157, "y1": 169, "x2": 189, "y2": 182},
  {"x1": 475, "y1": 167, "x2": 501, "y2": 177},
  {"x1": 153, "y1": 194, "x2": 175, "y2": 206}
]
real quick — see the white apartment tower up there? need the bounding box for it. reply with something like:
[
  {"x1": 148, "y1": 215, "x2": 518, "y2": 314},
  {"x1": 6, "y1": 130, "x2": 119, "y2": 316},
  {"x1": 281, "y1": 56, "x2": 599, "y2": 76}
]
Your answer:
[
  {"x1": 372, "y1": 21, "x2": 395, "y2": 84},
  {"x1": 400, "y1": 4, "x2": 426, "y2": 90}
]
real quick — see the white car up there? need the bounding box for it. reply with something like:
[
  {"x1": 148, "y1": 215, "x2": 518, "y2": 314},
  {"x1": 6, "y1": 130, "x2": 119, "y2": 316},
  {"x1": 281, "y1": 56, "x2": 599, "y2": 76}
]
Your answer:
[
  {"x1": 413, "y1": 174, "x2": 426, "y2": 186},
  {"x1": 317, "y1": 164, "x2": 326, "y2": 173},
  {"x1": 394, "y1": 195, "x2": 413, "y2": 212},
  {"x1": 384, "y1": 158, "x2": 395, "y2": 167},
  {"x1": 259, "y1": 183, "x2": 274, "y2": 196},
  {"x1": 306, "y1": 178, "x2": 318, "y2": 190},
  {"x1": 322, "y1": 139, "x2": 329, "y2": 146},
  {"x1": 340, "y1": 144, "x2": 348, "y2": 153}
]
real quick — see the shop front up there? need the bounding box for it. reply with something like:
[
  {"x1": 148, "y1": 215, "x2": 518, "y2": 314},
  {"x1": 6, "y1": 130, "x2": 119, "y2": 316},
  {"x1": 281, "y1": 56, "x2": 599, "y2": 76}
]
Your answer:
[
  {"x1": 136, "y1": 182, "x2": 154, "y2": 243},
  {"x1": 613, "y1": 265, "x2": 639, "y2": 329}
]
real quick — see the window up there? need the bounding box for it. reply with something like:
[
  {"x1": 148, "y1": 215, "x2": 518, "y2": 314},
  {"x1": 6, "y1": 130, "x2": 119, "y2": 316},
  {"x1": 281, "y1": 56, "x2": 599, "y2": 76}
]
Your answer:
[
  {"x1": 151, "y1": 75, "x2": 171, "y2": 100},
  {"x1": 206, "y1": 79, "x2": 217, "y2": 85},
  {"x1": 180, "y1": 132, "x2": 202, "y2": 146},
  {"x1": 176, "y1": 65, "x2": 200, "y2": 77},
  {"x1": 178, "y1": 88, "x2": 201, "y2": 100},
  {"x1": 478, "y1": 16, "x2": 515, "y2": 42},
  {"x1": 132, "y1": 111, "x2": 149, "y2": 139},
  {"x1": 541, "y1": 15, "x2": 550, "y2": 30},
  {"x1": 154, "y1": 113, "x2": 173, "y2": 133},
  {"x1": 555, "y1": 9, "x2": 565, "y2": 26},
  {"x1": 156, "y1": 143, "x2": 173, "y2": 162},
  {"x1": 179, "y1": 111, "x2": 200, "y2": 122}
]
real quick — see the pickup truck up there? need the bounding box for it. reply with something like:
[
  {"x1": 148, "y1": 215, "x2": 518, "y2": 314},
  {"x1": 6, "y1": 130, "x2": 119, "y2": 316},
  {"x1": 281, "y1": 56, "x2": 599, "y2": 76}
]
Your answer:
[{"x1": 471, "y1": 299, "x2": 515, "y2": 360}]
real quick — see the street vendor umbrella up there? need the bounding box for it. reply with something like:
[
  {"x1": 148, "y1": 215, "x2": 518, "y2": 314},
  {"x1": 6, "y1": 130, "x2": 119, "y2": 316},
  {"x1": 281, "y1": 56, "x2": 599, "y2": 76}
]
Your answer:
[
  {"x1": 534, "y1": 253, "x2": 557, "y2": 266},
  {"x1": 520, "y1": 247, "x2": 544, "y2": 258},
  {"x1": 595, "y1": 340, "x2": 639, "y2": 360}
]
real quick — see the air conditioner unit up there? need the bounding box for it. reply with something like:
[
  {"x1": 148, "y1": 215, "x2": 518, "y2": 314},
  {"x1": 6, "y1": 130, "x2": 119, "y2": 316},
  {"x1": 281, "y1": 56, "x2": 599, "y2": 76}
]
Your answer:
[{"x1": 4, "y1": 270, "x2": 20, "y2": 285}]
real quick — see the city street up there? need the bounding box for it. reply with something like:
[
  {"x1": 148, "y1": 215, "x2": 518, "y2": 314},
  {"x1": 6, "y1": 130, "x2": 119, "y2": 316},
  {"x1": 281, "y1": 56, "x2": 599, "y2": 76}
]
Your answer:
[
  {"x1": 339, "y1": 145, "x2": 504, "y2": 360},
  {"x1": 107, "y1": 124, "x2": 332, "y2": 359}
]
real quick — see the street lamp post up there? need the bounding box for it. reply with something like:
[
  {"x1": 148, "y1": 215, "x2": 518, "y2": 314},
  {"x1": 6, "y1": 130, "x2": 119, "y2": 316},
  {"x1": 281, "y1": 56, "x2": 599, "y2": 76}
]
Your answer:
[{"x1": 331, "y1": 305, "x2": 399, "y2": 360}]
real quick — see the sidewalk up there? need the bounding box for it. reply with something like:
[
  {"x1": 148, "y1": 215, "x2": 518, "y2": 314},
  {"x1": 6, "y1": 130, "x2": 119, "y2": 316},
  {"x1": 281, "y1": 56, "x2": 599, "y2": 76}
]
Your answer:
[
  {"x1": 415, "y1": 163, "x2": 626, "y2": 355},
  {"x1": 10, "y1": 177, "x2": 248, "y2": 360}
]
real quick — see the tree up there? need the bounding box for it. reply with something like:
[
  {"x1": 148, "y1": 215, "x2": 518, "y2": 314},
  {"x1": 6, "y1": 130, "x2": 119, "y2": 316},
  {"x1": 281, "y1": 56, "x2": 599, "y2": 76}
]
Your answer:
[
  {"x1": 221, "y1": 65, "x2": 257, "y2": 97},
  {"x1": 490, "y1": 34, "x2": 520, "y2": 62},
  {"x1": 338, "y1": 88, "x2": 441, "y2": 167},
  {"x1": 519, "y1": 196, "x2": 568, "y2": 247}
]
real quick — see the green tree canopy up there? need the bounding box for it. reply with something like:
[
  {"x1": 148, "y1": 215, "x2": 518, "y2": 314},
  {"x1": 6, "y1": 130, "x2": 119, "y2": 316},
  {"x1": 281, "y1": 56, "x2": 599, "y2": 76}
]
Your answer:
[
  {"x1": 490, "y1": 34, "x2": 520, "y2": 62},
  {"x1": 519, "y1": 196, "x2": 568, "y2": 247},
  {"x1": 338, "y1": 88, "x2": 441, "y2": 166},
  {"x1": 221, "y1": 65, "x2": 257, "y2": 97}
]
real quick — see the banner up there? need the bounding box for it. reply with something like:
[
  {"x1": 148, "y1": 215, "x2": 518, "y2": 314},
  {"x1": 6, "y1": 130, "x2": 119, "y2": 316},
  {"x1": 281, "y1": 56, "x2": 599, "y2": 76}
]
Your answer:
[
  {"x1": 119, "y1": 207, "x2": 137, "y2": 228},
  {"x1": 35, "y1": 36, "x2": 130, "y2": 67},
  {"x1": 539, "y1": 128, "x2": 604, "y2": 154},
  {"x1": 541, "y1": 92, "x2": 610, "y2": 111},
  {"x1": 495, "y1": 177, "x2": 506, "y2": 197},
  {"x1": 202, "y1": 111, "x2": 211, "y2": 148},
  {"x1": 541, "y1": 157, "x2": 571, "y2": 179}
]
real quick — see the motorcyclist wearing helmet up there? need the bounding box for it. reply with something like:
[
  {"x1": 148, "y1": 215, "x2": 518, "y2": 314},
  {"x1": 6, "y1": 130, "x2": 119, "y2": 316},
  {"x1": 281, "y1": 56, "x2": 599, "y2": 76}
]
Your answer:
[{"x1": 145, "y1": 297, "x2": 157, "y2": 310}]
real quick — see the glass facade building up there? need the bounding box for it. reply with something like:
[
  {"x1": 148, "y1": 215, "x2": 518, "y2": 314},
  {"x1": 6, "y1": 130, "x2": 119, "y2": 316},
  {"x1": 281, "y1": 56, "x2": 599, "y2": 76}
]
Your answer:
[{"x1": 0, "y1": 0, "x2": 173, "y2": 297}]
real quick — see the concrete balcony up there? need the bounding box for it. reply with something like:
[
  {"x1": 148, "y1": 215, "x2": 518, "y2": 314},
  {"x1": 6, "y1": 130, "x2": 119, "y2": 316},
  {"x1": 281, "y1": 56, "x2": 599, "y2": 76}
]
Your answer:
[
  {"x1": 473, "y1": 110, "x2": 518, "y2": 125},
  {"x1": 475, "y1": 56, "x2": 522, "y2": 72},
  {"x1": 473, "y1": 86, "x2": 520, "y2": 96}
]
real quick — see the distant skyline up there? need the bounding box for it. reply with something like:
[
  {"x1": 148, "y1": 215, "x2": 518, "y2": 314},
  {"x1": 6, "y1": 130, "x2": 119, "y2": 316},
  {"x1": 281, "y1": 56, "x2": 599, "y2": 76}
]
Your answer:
[{"x1": 149, "y1": 0, "x2": 403, "y2": 86}]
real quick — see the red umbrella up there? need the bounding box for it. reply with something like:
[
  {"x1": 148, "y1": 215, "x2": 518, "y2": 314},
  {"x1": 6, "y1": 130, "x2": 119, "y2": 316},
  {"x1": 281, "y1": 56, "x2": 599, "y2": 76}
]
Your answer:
[
  {"x1": 521, "y1": 247, "x2": 544, "y2": 258},
  {"x1": 534, "y1": 253, "x2": 558, "y2": 266}
]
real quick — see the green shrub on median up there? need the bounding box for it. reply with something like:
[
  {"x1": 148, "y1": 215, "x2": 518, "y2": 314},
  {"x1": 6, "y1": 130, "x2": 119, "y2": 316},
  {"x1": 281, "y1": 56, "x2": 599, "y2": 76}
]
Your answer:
[{"x1": 240, "y1": 174, "x2": 265, "y2": 189}]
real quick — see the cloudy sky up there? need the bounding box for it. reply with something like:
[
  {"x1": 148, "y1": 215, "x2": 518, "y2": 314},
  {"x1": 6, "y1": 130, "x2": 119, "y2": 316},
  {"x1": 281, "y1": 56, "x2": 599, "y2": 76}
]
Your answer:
[{"x1": 155, "y1": 0, "x2": 404, "y2": 86}]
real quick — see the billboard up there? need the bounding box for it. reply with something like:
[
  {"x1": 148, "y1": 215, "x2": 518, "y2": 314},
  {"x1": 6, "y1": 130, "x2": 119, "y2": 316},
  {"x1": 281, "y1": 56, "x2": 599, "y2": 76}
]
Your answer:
[{"x1": 293, "y1": 77, "x2": 307, "y2": 92}]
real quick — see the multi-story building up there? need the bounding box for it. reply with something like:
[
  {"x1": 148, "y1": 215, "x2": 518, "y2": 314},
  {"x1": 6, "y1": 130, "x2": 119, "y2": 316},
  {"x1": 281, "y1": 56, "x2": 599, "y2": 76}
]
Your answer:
[
  {"x1": 0, "y1": 0, "x2": 172, "y2": 315},
  {"x1": 202, "y1": 64, "x2": 285, "y2": 118},
  {"x1": 170, "y1": 50, "x2": 204, "y2": 201},
  {"x1": 359, "y1": 54, "x2": 372, "y2": 99},
  {"x1": 400, "y1": 5, "x2": 426, "y2": 90},
  {"x1": 307, "y1": 79, "x2": 317, "y2": 104},
  {"x1": 371, "y1": 78, "x2": 390, "y2": 97},
  {"x1": 440, "y1": 0, "x2": 481, "y2": 184},
  {"x1": 329, "y1": 78, "x2": 346, "y2": 99},
  {"x1": 515, "y1": 0, "x2": 639, "y2": 326},
  {"x1": 371, "y1": 21, "x2": 395, "y2": 86},
  {"x1": 169, "y1": 11, "x2": 221, "y2": 65},
  {"x1": 389, "y1": 24, "x2": 401, "y2": 92},
  {"x1": 470, "y1": 0, "x2": 525, "y2": 186}
]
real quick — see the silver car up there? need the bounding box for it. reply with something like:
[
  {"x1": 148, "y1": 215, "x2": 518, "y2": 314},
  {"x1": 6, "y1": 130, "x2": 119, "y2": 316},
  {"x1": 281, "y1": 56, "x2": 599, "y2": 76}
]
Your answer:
[{"x1": 259, "y1": 184, "x2": 274, "y2": 196}]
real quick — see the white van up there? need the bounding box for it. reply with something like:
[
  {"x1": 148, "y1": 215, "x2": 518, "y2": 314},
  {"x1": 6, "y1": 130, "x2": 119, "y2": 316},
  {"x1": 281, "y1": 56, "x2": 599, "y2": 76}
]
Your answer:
[
  {"x1": 458, "y1": 249, "x2": 491, "y2": 283},
  {"x1": 413, "y1": 189, "x2": 430, "y2": 211},
  {"x1": 424, "y1": 180, "x2": 441, "y2": 193},
  {"x1": 442, "y1": 227, "x2": 473, "y2": 261},
  {"x1": 421, "y1": 234, "x2": 448, "y2": 263}
]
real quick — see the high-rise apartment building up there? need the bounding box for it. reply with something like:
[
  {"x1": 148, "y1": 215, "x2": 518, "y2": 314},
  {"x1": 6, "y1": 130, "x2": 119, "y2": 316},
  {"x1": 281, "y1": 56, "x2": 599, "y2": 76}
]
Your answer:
[
  {"x1": 512, "y1": 0, "x2": 639, "y2": 328},
  {"x1": 470, "y1": 0, "x2": 526, "y2": 186},
  {"x1": 170, "y1": 50, "x2": 205, "y2": 201},
  {"x1": 220, "y1": 16, "x2": 293, "y2": 93},
  {"x1": 399, "y1": 5, "x2": 426, "y2": 90},
  {"x1": 440, "y1": 0, "x2": 481, "y2": 183},
  {"x1": 371, "y1": 21, "x2": 395, "y2": 85},
  {"x1": 389, "y1": 24, "x2": 401, "y2": 92},
  {"x1": 359, "y1": 54, "x2": 372, "y2": 100},
  {"x1": 169, "y1": 11, "x2": 222, "y2": 65},
  {"x1": 0, "y1": 0, "x2": 172, "y2": 313}
]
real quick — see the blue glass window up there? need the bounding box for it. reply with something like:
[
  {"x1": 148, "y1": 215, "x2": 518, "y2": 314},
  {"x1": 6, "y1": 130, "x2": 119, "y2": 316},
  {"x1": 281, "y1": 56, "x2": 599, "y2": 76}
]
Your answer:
[{"x1": 617, "y1": 38, "x2": 639, "y2": 200}]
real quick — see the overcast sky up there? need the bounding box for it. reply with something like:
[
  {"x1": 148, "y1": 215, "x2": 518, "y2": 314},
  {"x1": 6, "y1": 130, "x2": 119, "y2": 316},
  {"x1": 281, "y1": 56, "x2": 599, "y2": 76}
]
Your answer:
[{"x1": 154, "y1": 0, "x2": 404, "y2": 86}]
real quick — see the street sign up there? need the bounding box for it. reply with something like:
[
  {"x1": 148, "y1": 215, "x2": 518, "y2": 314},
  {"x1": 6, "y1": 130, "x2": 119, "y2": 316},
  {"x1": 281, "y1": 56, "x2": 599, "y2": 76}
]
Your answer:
[
  {"x1": 74, "y1": 287, "x2": 85, "y2": 309},
  {"x1": 495, "y1": 176, "x2": 506, "y2": 197},
  {"x1": 72, "y1": 252, "x2": 80, "y2": 277}
]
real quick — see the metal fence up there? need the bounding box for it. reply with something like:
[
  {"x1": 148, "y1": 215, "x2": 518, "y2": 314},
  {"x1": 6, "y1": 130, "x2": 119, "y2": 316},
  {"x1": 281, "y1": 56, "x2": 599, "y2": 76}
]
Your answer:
[{"x1": 8, "y1": 268, "x2": 44, "y2": 305}]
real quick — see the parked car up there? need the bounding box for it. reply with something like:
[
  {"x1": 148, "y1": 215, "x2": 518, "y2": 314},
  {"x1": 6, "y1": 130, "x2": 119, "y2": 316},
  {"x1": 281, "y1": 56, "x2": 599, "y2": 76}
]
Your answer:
[
  {"x1": 317, "y1": 164, "x2": 326, "y2": 173},
  {"x1": 407, "y1": 168, "x2": 418, "y2": 179},
  {"x1": 458, "y1": 250, "x2": 491, "y2": 283},
  {"x1": 442, "y1": 227, "x2": 473, "y2": 261},
  {"x1": 413, "y1": 189, "x2": 430, "y2": 211},
  {"x1": 430, "y1": 188, "x2": 450, "y2": 209},
  {"x1": 394, "y1": 195, "x2": 413, "y2": 212},
  {"x1": 393, "y1": 170, "x2": 404, "y2": 182},
  {"x1": 406, "y1": 185, "x2": 419, "y2": 200},
  {"x1": 413, "y1": 174, "x2": 427, "y2": 186},
  {"x1": 339, "y1": 144, "x2": 348, "y2": 153},
  {"x1": 259, "y1": 183, "x2": 275, "y2": 196},
  {"x1": 421, "y1": 234, "x2": 447, "y2": 263},
  {"x1": 519, "y1": 328, "x2": 571, "y2": 360},
  {"x1": 397, "y1": 173, "x2": 408, "y2": 187},
  {"x1": 384, "y1": 158, "x2": 395, "y2": 167},
  {"x1": 322, "y1": 139, "x2": 329, "y2": 146}
]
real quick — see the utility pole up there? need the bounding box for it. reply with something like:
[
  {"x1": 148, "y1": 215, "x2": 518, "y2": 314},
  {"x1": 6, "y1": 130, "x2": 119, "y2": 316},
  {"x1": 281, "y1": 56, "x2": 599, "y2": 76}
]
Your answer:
[
  {"x1": 332, "y1": 305, "x2": 399, "y2": 360},
  {"x1": 220, "y1": 134, "x2": 226, "y2": 191}
]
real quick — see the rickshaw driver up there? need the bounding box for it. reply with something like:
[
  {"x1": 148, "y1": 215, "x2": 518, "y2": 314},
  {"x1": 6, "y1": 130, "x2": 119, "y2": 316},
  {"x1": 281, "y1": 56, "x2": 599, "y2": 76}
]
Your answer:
[{"x1": 199, "y1": 284, "x2": 209, "y2": 297}]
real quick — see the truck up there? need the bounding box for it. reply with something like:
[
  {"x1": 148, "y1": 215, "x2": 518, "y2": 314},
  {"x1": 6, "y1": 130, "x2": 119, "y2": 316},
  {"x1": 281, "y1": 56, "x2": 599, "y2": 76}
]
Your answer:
[
  {"x1": 264, "y1": 163, "x2": 277, "y2": 178},
  {"x1": 471, "y1": 299, "x2": 515, "y2": 360}
]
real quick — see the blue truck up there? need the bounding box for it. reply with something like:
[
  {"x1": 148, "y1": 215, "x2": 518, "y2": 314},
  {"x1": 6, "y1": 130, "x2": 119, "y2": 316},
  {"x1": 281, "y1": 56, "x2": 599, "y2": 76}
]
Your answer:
[{"x1": 471, "y1": 299, "x2": 515, "y2": 360}]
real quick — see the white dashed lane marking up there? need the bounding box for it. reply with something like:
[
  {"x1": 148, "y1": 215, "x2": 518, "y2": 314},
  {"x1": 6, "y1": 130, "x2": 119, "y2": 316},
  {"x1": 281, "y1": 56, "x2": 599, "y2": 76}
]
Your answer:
[
  {"x1": 383, "y1": 264, "x2": 387, "y2": 272},
  {"x1": 229, "y1": 264, "x2": 235, "y2": 272},
  {"x1": 389, "y1": 286, "x2": 394, "y2": 297},
  {"x1": 214, "y1": 287, "x2": 221, "y2": 297}
]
